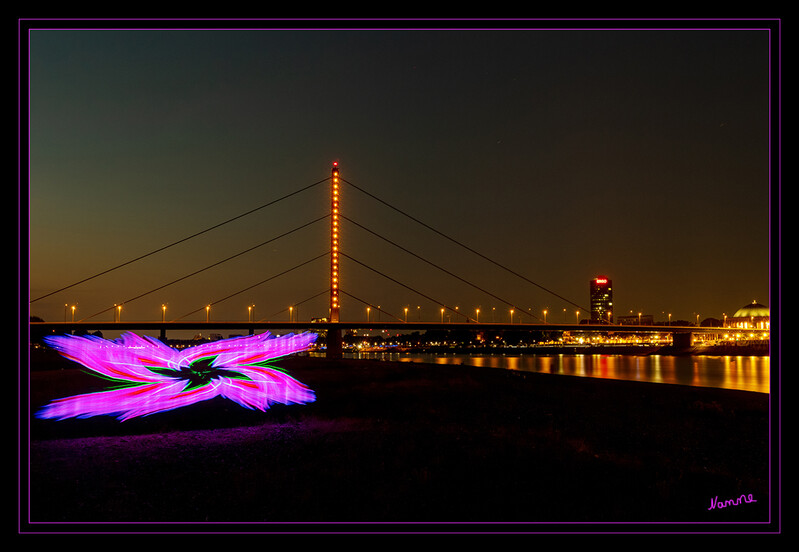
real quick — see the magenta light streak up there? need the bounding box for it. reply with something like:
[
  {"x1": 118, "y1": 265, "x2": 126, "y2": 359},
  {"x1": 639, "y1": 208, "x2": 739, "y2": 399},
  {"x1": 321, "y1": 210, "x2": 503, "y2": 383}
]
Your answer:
[{"x1": 37, "y1": 332, "x2": 318, "y2": 421}]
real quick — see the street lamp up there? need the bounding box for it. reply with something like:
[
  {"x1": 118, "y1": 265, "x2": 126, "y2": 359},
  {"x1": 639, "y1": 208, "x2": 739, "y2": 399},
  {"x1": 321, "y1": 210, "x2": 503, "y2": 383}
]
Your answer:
[
  {"x1": 71, "y1": 305, "x2": 76, "y2": 322},
  {"x1": 510, "y1": 309, "x2": 514, "y2": 324},
  {"x1": 366, "y1": 307, "x2": 371, "y2": 323},
  {"x1": 476, "y1": 308, "x2": 480, "y2": 323},
  {"x1": 117, "y1": 304, "x2": 122, "y2": 323},
  {"x1": 576, "y1": 310, "x2": 580, "y2": 324},
  {"x1": 206, "y1": 305, "x2": 210, "y2": 323},
  {"x1": 162, "y1": 304, "x2": 166, "y2": 323},
  {"x1": 543, "y1": 309, "x2": 547, "y2": 323},
  {"x1": 440, "y1": 307, "x2": 445, "y2": 323},
  {"x1": 289, "y1": 306, "x2": 293, "y2": 323},
  {"x1": 404, "y1": 307, "x2": 408, "y2": 322}
]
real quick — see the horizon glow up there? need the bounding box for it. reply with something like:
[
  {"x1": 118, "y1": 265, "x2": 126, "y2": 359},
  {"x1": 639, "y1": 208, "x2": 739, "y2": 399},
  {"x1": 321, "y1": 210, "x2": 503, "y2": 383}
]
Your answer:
[{"x1": 36, "y1": 331, "x2": 318, "y2": 421}]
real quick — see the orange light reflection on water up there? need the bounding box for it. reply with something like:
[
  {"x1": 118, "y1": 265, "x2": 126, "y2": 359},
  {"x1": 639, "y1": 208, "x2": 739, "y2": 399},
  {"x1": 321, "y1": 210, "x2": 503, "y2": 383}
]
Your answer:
[{"x1": 373, "y1": 352, "x2": 770, "y2": 394}]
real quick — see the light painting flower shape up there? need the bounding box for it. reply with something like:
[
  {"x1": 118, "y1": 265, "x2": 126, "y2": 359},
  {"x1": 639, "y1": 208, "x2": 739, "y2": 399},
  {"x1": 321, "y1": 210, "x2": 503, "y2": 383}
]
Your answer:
[{"x1": 37, "y1": 332, "x2": 318, "y2": 421}]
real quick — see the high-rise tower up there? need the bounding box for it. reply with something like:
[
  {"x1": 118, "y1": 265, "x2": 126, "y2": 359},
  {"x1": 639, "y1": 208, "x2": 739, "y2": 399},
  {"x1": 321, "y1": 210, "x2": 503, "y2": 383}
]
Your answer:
[{"x1": 590, "y1": 276, "x2": 613, "y2": 323}]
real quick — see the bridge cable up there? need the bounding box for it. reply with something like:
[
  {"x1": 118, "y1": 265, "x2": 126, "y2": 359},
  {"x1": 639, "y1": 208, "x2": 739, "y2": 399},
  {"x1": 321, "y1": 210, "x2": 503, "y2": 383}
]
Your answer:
[
  {"x1": 339, "y1": 289, "x2": 405, "y2": 323},
  {"x1": 342, "y1": 178, "x2": 588, "y2": 313},
  {"x1": 31, "y1": 177, "x2": 329, "y2": 303},
  {"x1": 78, "y1": 216, "x2": 328, "y2": 322},
  {"x1": 173, "y1": 252, "x2": 329, "y2": 322},
  {"x1": 266, "y1": 287, "x2": 405, "y2": 327},
  {"x1": 342, "y1": 214, "x2": 542, "y2": 322},
  {"x1": 340, "y1": 252, "x2": 474, "y2": 322},
  {"x1": 266, "y1": 289, "x2": 329, "y2": 321}
]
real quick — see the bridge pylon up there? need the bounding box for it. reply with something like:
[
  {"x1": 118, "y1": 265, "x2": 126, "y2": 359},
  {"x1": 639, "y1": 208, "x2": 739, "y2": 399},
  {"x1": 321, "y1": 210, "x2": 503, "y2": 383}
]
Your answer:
[{"x1": 327, "y1": 161, "x2": 342, "y2": 359}]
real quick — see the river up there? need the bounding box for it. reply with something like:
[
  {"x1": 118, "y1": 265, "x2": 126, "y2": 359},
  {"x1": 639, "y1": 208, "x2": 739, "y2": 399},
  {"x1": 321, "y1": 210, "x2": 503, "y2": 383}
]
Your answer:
[{"x1": 343, "y1": 351, "x2": 771, "y2": 394}]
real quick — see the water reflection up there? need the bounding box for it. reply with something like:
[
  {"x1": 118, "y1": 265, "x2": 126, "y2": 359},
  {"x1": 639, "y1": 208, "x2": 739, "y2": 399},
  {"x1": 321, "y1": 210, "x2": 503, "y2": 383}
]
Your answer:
[{"x1": 347, "y1": 352, "x2": 770, "y2": 394}]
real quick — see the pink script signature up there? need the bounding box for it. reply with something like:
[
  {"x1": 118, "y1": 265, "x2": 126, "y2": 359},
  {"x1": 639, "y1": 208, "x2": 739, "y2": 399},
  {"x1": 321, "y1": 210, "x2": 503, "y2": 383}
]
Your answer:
[{"x1": 708, "y1": 494, "x2": 757, "y2": 510}]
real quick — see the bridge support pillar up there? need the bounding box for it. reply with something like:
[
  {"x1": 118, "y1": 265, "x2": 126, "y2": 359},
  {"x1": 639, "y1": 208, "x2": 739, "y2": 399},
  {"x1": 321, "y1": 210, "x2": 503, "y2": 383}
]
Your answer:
[
  {"x1": 159, "y1": 327, "x2": 166, "y2": 342},
  {"x1": 326, "y1": 327, "x2": 343, "y2": 360},
  {"x1": 672, "y1": 331, "x2": 693, "y2": 349}
]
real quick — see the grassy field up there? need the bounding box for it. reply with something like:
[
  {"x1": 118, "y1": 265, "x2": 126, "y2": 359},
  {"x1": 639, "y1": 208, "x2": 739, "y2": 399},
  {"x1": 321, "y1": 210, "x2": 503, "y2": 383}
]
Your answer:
[{"x1": 23, "y1": 353, "x2": 774, "y2": 532}]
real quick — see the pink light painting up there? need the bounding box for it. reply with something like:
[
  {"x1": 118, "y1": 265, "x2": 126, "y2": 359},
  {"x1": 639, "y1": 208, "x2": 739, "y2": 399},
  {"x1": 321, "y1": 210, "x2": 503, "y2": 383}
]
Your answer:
[{"x1": 37, "y1": 332, "x2": 318, "y2": 421}]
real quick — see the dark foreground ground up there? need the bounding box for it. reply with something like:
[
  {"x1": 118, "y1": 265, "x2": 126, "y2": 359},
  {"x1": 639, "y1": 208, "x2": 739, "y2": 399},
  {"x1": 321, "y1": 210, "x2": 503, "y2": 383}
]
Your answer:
[{"x1": 22, "y1": 352, "x2": 775, "y2": 533}]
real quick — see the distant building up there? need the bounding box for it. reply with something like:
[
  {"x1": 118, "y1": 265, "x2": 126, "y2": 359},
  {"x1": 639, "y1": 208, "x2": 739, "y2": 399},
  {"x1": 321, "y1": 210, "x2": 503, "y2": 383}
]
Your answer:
[
  {"x1": 590, "y1": 276, "x2": 613, "y2": 323},
  {"x1": 618, "y1": 314, "x2": 654, "y2": 326},
  {"x1": 727, "y1": 301, "x2": 770, "y2": 329}
]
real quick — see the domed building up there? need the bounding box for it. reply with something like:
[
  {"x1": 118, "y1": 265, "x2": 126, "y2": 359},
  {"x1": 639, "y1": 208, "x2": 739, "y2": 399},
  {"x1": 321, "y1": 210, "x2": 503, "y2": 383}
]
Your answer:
[{"x1": 727, "y1": 300, "x2": 770, "y2": 329}]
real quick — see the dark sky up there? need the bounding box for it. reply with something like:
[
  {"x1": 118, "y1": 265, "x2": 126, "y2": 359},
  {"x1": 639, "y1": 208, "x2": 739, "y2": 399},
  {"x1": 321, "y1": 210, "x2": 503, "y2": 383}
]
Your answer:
[{"x1": 24, "y1": 20, "x2": 775, "y2": 328}]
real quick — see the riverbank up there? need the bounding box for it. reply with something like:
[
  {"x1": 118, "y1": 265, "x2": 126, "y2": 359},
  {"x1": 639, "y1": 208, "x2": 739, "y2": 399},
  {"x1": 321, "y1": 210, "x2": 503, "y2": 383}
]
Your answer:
[{"x1": 23, "y1": 354, "x2": 773, "y2": 532}]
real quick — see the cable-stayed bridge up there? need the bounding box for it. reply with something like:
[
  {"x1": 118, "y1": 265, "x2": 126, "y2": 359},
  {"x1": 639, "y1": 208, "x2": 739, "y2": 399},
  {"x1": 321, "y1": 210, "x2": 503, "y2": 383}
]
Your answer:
[{"x1": 29, "y1": 163, "x2": 749, "y2": 357}]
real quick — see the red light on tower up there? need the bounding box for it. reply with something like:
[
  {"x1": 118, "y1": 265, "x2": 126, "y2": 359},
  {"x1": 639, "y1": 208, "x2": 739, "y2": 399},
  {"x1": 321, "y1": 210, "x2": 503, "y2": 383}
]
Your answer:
[{"x1": 590, "y1": 276, "x2": 613, "y2": 323}]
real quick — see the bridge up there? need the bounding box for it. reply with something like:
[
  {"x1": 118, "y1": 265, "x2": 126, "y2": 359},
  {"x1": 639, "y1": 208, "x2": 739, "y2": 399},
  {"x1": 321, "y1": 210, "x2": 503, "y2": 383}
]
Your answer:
[
  {"x1": 28, "y1": 320, "x2": 755, "y2": 354},
  {"x1": 30, "y1": 162, "x2": 764, "y2": 358}
]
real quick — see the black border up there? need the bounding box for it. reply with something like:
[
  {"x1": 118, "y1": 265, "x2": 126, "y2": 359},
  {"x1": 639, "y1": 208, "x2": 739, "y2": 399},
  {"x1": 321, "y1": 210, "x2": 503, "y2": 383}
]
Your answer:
[{"x1": 17, "y1": 16, "x2": 782, "y2": 536}]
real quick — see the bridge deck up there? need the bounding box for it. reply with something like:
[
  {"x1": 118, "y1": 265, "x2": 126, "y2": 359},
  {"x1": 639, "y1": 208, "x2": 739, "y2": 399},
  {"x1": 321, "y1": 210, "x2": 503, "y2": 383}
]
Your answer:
[{"x1": 29, "y1": 321, "x2": 755, "y2": 335}]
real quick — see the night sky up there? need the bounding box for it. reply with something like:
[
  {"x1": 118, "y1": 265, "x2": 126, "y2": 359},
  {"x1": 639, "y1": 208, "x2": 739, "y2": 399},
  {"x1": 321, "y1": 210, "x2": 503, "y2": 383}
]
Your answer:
[{"x1": 24, "y1": 20, "x2": 776, "y2": 330}]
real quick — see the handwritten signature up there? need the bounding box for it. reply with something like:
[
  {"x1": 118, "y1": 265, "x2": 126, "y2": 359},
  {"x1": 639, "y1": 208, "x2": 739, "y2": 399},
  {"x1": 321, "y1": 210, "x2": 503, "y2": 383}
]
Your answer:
[{"x1": 708, "y1": 494, "x2": 757, "y2": 510}]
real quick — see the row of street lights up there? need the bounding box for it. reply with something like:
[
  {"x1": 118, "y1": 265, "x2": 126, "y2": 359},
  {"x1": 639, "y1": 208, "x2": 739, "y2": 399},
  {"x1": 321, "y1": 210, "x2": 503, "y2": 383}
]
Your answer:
[
  {"x1": 61, "y1": 303, "x2": 277, "y2": 323},
  {"x1": 60, "y1": 303, "x2": 707, "y2": 327},
  {"x1": 64, "y1": 304, "x2": 563, "y2": 324},
  {"x1": 361, "y1": 305, "x2": 583, "y2": 324},
  {"x1": 61, "y1": 303, "x2": 572, "y2": 324}
]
